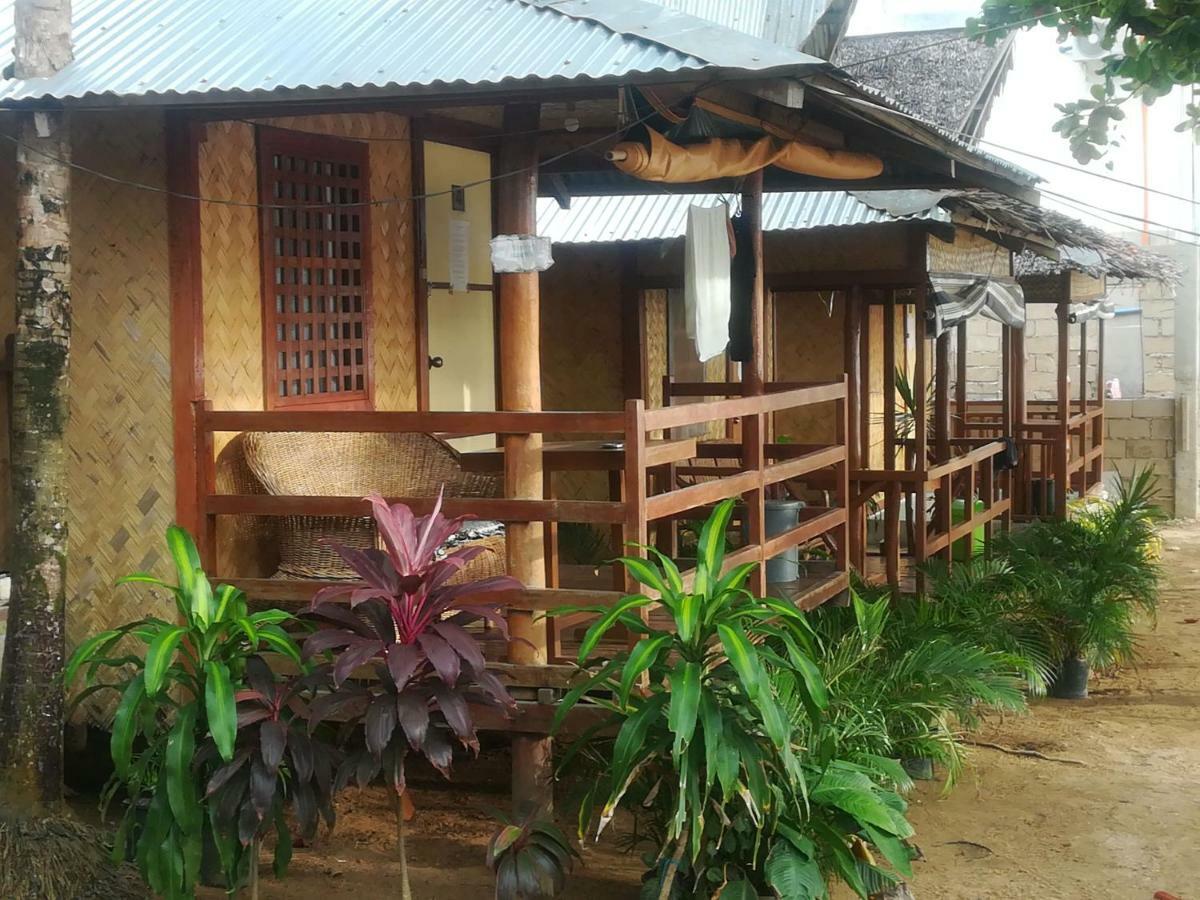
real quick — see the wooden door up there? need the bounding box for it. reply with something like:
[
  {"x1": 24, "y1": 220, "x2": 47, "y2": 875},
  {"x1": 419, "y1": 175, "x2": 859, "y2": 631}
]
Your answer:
[{"x1": 420, "y1": 139, "x2": 495, "y2": 450}]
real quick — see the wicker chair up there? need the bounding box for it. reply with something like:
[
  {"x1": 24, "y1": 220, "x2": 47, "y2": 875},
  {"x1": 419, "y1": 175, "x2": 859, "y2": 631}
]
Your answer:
[{"x1": 230, "y1": 431, "x2": 507, "y2": 583}]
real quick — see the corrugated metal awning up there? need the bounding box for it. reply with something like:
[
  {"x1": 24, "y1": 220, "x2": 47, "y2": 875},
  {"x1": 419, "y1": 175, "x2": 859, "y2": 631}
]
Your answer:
[{"x1": 537, "y1": 190, "x2": 946, "y2": 243}]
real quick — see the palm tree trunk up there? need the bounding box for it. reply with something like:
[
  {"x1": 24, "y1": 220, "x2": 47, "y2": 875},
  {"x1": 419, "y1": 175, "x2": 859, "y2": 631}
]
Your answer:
[{"x1": 0, "y1": 109, "x2": 71, "y2": 815}]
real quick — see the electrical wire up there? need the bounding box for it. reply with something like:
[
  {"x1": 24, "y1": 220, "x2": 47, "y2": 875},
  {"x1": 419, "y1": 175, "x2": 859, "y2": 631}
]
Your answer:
[
  {"x1": 0, "y1": 99, "x2": 671, "y2": 211},
  {"x1": 1038, "y1": 187, "x2": 1200, "y2": 246},
  {"x1": 0, "y1": 2, "x2": 1105, "y2": 211}
]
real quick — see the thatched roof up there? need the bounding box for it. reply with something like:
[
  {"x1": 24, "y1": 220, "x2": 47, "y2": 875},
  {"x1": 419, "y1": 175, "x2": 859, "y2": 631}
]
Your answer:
[
  {"x1": 943, "y1": 191, "x2": 1182, "y2": 283},
  {"x1": 834, "y1": 28, "x2": 1013, "y2": 137}
]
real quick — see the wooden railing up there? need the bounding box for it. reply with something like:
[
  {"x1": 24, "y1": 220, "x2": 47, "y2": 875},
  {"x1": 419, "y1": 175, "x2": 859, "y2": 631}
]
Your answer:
[
  {"x1": 191, "y1": 382, "x2": 850, "y2": 702},
  {"x1": 851, "y1": 438, "x2": 1012, "y2": 589},
  {"x1": 960, "y1": 399, "x2": 1105, "y2": 519}
]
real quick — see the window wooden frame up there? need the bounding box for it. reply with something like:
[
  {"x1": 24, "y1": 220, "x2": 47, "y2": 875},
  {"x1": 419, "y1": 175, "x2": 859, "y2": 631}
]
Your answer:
[{"x1": 257, "y1": 126, "x2": 374, "y2": 410}]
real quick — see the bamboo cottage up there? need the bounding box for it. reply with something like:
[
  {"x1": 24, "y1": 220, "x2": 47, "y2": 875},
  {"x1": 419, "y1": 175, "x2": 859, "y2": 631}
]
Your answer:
[{"x1": 0, "y1": 0, "x2": 1090, "y2": 803}]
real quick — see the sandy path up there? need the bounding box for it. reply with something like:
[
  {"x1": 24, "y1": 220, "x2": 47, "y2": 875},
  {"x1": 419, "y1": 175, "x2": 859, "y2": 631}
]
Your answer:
[{"x1": 221, "y1": 523, "x2": 1200, "y2": 899}]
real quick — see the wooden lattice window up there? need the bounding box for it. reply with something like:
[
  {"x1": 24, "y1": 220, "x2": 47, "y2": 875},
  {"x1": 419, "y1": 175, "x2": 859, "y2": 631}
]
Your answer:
[{"x1": 258, "y1": 128, "x2": 373, "y2": 409}]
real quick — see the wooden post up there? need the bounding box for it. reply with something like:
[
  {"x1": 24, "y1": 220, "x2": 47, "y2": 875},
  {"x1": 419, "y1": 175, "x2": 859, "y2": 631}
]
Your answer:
[
  {"x1": 741, "y1": 171, "x2": 767, "y2": 597},
  {"x1": 858, "y1": 295, "x2": 871, "y2": 467},
  {"x1": 913, "y1": 289, "x2": 929, "y2": 576},
  {"x1": 497, "y1": 103, "x2": 551, "y2": 810},
  {"x1": 955, "y1": 321, "x2": 968, "y2": 438},
  {"x1": 1077, "y1": 320, "x2": 1089, "y2": 495},
  {"x1": 1055, "y1": 301, "x2": 1070, "y2": 518},
  {"x1": 845, "y1": 286, "x2": 863, "y2": 571},
  {"x1": 933, "y1": 330, "x2": 952, "y2": 563},
  {"x1": 883, "y1": 291, "x2": 900, "y2": 589},
  {"x1": 1000, "y1": 325, "x2": 1014, "y2": 532},
  {"x1": 1093, "y1": 319, "x2": 1106, "y2": 486},
  {"x1": 167, "y1": 112, "x2": 206, "y2": 539},
  {"x1": 1011, "y1": 323, "x2": 1028, "y2": 516},
  {"x1": 0, "y1": 109, "x2": 71, "y2": 813}
]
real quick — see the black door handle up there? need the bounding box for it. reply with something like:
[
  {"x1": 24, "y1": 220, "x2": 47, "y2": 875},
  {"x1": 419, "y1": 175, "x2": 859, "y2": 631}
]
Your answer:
[{"x1": 428, "y1": 355, "x2": 445, "y2": 369}]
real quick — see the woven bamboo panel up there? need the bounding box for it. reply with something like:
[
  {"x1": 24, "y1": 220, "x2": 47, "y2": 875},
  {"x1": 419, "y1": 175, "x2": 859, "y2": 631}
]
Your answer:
[
  {"x1": 201, "y1": 114, "x2": 417, "y2": 417},
  {"x1": 201, "y1": 121, "x2": 262, "y2": 423},
  {"x1": 645, "y1": 289, "x2": 668, "y2": 439},
  {"x1": 927, "y1": 230, "x2": 1011, "y2": 277},
  {"x1": 774, "y1": 291, "x2": 843, "y2": 444},
  {"x1": 67, "y1": 111, "x2": 177, "y2": 724}
]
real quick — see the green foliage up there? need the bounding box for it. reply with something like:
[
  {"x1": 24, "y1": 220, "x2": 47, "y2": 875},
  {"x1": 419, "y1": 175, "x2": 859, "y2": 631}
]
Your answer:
[
  {"x1": 486, "y1": 807, "x2": 580, "y2": 899},
  {"x1": 968, "y1": 1, "x2": 1200, "y2": 163},
  {"x1": 65, "y1": 526, "x2": 306, "y2": 899},
  {"x1": 1001, "y1": 468, "x2": 1163, "y2": 668},
  {"x1": 554, "y1": 500, "x2": 914, "y2": 898},
  {"x1": 805, "y1": 590, "x2": 1029, "y2": 787}
]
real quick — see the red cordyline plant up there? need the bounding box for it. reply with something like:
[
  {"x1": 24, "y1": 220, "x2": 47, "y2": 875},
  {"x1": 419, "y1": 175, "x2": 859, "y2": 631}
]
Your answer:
[{"x1": 302, "y1": 491, "x2": 521, "y2": 899}]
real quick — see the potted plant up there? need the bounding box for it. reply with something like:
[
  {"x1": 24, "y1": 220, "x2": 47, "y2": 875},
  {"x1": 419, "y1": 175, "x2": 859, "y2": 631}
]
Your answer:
[
  {"x1": 65, "y1": 526, "x2": 305, "y2": 898},
  {"x1": 1004, "y1": 469, "x2": 1162, "y2": 699},
  {"x1": 303, "y1": 490, "x2": 521, "y2": 900}
]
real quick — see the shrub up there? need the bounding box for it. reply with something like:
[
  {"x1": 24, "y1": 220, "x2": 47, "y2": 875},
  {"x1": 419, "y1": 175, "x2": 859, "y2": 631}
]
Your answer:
[
  {"x1": 487, "y1": 806, "x2": 579, "y2": 899},
  {"x1": 302, "y1": 491, "x2": 520, "y2": 899},
  {"x1": 65, "y1": 527, "x2": 306, "y2": 898},
  {"x1": 1002, "y1": 468, "x2": 1163, "y2": 669},
  {"x1": 554, "y1": 500, "x2": 914, "y2": 899}
]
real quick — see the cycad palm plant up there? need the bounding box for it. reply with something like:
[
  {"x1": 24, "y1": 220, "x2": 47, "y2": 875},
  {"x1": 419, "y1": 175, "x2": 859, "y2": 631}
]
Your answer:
[
  {"x1": 1001, "y1": 468, "x2": 1163, "y2": 692},
  {"x1": 806, "y1": 591, "x2": 1028, "y2": 786}
]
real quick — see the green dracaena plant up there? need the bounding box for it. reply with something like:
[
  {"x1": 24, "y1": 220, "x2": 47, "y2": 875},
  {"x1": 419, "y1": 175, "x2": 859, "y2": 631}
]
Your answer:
[
  {"x1": 65, "y1": 526, "x2": 303, "y2": 899},
  {"x1": 552, "y1": 499, "x2": 833, "y2": 898}
]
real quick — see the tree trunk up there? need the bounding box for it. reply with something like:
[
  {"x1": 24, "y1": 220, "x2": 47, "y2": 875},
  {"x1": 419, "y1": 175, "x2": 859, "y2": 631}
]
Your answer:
[{"x1": 0, "y1": 110, "x2": 71, "y2": 815}]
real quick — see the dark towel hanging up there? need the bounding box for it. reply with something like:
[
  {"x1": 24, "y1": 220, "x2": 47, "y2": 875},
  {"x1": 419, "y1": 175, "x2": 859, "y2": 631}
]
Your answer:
[
  {"x1": 993, "y1": 435, "x2": 1020, "y2": 472},
  {"x1": 728, "y1": 211, "x2": 754, "y2": 362}
]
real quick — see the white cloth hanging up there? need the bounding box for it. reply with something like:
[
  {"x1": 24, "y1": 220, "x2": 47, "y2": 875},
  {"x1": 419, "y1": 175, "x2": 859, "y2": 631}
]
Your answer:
[{"x1": 684, "y1": 202, "x2": 731, "y2": 362}]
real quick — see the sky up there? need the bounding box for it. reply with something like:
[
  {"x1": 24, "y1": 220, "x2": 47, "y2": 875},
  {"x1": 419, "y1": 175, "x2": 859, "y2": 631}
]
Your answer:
[{"x1": 846, "y1": 0, "x2": 983, "y2": 35}]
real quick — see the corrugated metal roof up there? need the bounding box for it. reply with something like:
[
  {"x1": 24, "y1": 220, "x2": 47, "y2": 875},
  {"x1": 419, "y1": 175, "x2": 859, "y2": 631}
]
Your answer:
[
  {"x1": 0, "y1": 0, "x2": 822, "y2": 104},
  {"x1": 536, "y1": 190, "x2": 943, "y2": 243},
  {"x1": 648, "y1": 0, "x2": 832, "y2": 50}
]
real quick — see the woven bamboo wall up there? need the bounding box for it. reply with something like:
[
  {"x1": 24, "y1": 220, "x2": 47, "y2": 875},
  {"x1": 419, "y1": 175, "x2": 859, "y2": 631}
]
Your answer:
[
  {"x1": 0, "y1": 122, "x2": 15, "y2": 570},
  {"x1": 540, "y1": 244, "x2": 624, "y2": 501},
  {"x1": 201, "y1": 113, "x2": 417, "y2": 416},
  {"x1": 68, "y1": 111, "x2": 177, "y2": 723}
]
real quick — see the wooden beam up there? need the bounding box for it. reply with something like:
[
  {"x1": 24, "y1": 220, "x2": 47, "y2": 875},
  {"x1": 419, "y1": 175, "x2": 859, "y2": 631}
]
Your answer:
[
  {"x1": 166, "y1": 112, "x2": 206, "y2": 541},
  {"x1": 955, "y1": 321, "x2": 968, "y2": 438}
]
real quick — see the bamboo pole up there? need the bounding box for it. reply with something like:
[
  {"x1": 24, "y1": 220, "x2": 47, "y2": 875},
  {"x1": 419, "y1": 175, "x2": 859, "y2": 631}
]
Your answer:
[
  {"x1": 497, "y1": 103, "x2": 552, "y2": 810},
  {"x1": 883, "y1": 292, "x2": 899, "y2": 590}
]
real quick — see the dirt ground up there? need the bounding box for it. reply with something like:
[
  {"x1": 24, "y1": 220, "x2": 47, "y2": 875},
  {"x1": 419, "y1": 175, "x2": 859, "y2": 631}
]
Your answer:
[{"x1": 195, "y1": 523, "x2": 1200, "y2": 899}]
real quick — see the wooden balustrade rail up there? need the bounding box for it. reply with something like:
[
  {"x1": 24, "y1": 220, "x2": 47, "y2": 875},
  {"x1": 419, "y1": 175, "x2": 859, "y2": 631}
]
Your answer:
[{"x1": 195, "y1": 382, "x2": 852, "y2": 668}]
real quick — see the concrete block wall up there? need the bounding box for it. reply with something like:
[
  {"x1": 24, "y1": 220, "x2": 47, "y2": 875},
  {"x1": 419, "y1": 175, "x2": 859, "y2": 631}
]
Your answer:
[{"x1": 1104, "y1": 397, "x2": 1176, "y2": 515}]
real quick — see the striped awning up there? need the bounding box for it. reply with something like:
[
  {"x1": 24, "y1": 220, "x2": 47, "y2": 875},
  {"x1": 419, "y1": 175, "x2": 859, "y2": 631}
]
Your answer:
[{"x1": 926, "y1": 272, "x2": 1025, "y2": 338}]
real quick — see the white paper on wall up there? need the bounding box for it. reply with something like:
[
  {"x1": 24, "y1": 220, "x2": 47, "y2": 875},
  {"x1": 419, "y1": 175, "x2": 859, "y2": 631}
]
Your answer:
[
  {"x1": 449, "y1": 218, "x2": 471, "y2": 292},
  {"x1": 490, "y1": 234, "x2": 554, "y2": 273}
]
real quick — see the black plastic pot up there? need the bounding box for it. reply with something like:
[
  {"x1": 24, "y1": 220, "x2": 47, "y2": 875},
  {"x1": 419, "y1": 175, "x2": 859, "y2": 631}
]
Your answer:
[
  {"x1": 1049, "y1": 656, "x2": 1090, "y2": 699},
  {"x1": 901, "y1": 756, "x2": 935, "y2": 781}
]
